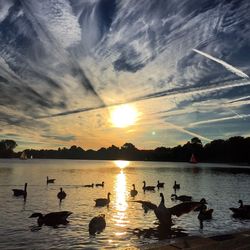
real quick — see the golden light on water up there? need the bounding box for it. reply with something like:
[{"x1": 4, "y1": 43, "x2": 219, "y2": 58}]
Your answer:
[
  {"x1": 114, "y1": 160, "x2": 130, "y2": 169},
  {"x1": 112, "y1": 170, "x2": 129, "y2": 231},
  {"x1": 110, "y1": 104, "x2": 138, "y2": 128}
]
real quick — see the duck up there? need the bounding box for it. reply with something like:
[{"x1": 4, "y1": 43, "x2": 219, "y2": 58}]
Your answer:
[
  {"x1": 84, "y1": 183, "x2": 94, "y2": 188},
  {"x1": 142, "y1": 181, "x2": 155, "y2": 192},
  {"x1": 230, "y1": 200, "x2": 250, "y2": 219},
  {"x1": 133, "y1": 193, "x2": 201, "y2": 227},
  {"x1": 89, "y1": 214, "x2": 106, "y2": 235},
  {"x1": 198, "y1": 203, "x2": 213, "y2": 221},
  {"x1": 29, "y1": 211, "x2": 72, "y2": 227},
  {"x1": 46, "y1": 176, "x2": 55, "y2": 184},
  {"x1": 57, "y1": 187, "x2": 66, "y2": 201},
  {"x1": 130, "y1": 184, "x2": 138, "y2": 197},
  {"x1": 12, "y1": 183, "x2": 27, "y2": 198},
  {"x1": 173, "y1": 181, "x2": 180, "y2": 190},
  {"x1": 95, "y1": 192, "x2": 111, "y2": 207},
  {"x1": 95, "y1": 182, "x2": 104, "y2": 187},
  {"x1": 157, "y1": 180, "x2": 165, "y2": 188},
  {"x1": 171, "y1": 194, "x2": 192, "y2": 202}
]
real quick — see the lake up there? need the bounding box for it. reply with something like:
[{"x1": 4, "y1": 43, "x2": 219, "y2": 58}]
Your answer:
[{"x1": 0, "y1": 159, "x2": 250, "y2": 249}]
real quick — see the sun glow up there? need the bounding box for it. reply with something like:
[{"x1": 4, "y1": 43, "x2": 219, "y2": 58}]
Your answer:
[
  {"x1": 114, "y1": 160, "x2": 130, "y2": 169},
  {"x1": 110, "y1": 105, "x2": 138, "y2": 128}
]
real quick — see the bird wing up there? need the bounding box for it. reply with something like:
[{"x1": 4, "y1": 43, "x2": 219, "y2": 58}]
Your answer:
[
  {"x1": 169, "y1": 202, "x2": 201, "y2": 217},
  {"x1": 131, "y1": 200, "x2": 157, "y2": 210}
]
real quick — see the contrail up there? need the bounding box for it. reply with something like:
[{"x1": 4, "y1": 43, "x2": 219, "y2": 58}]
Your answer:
[{"x1": 193, "y1": 49, "x2": 249, "y2": 79}]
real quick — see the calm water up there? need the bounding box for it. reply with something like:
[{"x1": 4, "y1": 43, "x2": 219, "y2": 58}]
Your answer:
[{"x1": 0, "y1": 159, "x2": 250, "y2": 249}]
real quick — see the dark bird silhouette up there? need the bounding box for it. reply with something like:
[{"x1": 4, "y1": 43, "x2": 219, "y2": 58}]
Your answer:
[
  {"x1": 130, "y1": 184, "x2": 138, "y2": 197},
  {"x1": 57, "y1": 187, "x2": 66, "y2": 201},
  {"x1": 173, "y1": 181, "x2": 180, "y2": 190},
  {"x1": 12, "y1": 183, "x2": 27, "y2": 199},
  {"x1": 131, "y1": 200, "x2": 157, "y2": 213},
  {"x1": 95, "y1": 182, "x2": 104, "y2": 187},
  {"x1": 29, "y1": 211, "x2": 72, "y2": 227},
  {"x1": 171, "y1": 194, "x2": 192, "y2": 202},
  {"x1": 95, "y1": 192, "x2": 111, "y2": 207},
  {"x1": 197, "y1": 199, "x2": 213, "y2": 229},
  {"x1": 142, "y1": 181, "x2": 155, "y2": 192},
  {"x1": 230, "y1": 200, "x2": 250, "y2": 219},
  {"x1": 89, "y1": 214, "x2": 106, "y2": 235},
  {"x1": 84, "y1": 183, "x2": 94, "y2": 188},
  {"x1": 157, "y1": 180, "x2": 165, "y2": 188},
  {"x1": 46, "y1": 176, "x2": 55, "y2": 184},
  {"x1": 133, "y1": 193, "x2": 201, "y2": 227}
]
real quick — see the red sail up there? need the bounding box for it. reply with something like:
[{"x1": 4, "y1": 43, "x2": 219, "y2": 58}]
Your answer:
[{"x1": 190, "y1": 154, "x2": 197, "y2": 164}]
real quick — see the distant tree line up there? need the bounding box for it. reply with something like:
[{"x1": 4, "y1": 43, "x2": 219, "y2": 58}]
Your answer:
[{"x1": 0, "y1": 136, "x2": 250, "y2": 164}]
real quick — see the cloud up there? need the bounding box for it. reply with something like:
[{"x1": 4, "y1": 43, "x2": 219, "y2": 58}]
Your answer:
[{"x1": 193, "y1": 49, "x2": 249, "y2": 78}]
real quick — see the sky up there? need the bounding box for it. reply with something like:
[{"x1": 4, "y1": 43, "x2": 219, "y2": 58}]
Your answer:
[{"x1": 0, "y1": 0, "x2": 250, "y2": 151}]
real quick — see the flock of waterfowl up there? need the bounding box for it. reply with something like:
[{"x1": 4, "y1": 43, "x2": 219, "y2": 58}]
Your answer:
[{"x1": 11, "y1": 177, "x2": 250, "y2": 235}]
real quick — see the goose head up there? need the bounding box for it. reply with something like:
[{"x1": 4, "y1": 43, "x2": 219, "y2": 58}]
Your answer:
[
  {"x1": 238, "y1": 200, "x2": 243, "y2": 207},
  {"x1": 60, "y1": 187, "x2": 63, "y2": 192},
  {"x1": 102, "y1": 181, "x2": 104, "y2": 185},
  {"x1": 132, "y1": 184, "x2": 135, "y2": 188},
  {"x1": 107, "y1": 192, "x2": 111, "y2": 199},
  {"x1": 29, "y1": 213, "x2": 43, "y2": 218},
  {"x1": 160, "y1": 193, "x2": 165, "y2": 204},
  {"x1": 200, "y1": 198, "x2": 207, "y2": 204},
  {"x1": 24, "y1": 183, "x2": 28, "y2": 190}
]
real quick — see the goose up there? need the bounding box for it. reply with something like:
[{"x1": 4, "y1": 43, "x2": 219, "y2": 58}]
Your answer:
[
  {"x1": 142, "y1": 181, "x2": 155, "y2": 192},
  {"x1": 29, "y1": 211, "x2": 72, "y2": 227},
  {"x1": 84, "y1": 183, "x2": 94, "y2": 188},
  {"x1": 47, "y1": 176, "x2": 55, "y2": 184},
  {"x1": 157, "y1": 180, "x2": 165, "y2": 188},
  {"x1": 171, "y1": 194, "x2": 192, "y2": 202},
  {"x1": 95, "y1": 192, "x2": 111, "y2": 207},
  {"x1": 173, "y1": 181, "x2": 180, "y2": 190},
  {"x1": 133, "y1": 193, "x2": 201, "y2": 227},
  {"x1": 130, "y1": 184, "x2": 138, "y2": 197},
  {"x1": 95, "y1": 182, "x2": 104, "y2": 187},
  {"x1": 89, "y1": 214, "x2": 106, "y2": 235},
  {"x1": 198, "y1": 203, "x2": 213, "y2": 221},
  {"x1": 230, "y1": 200, "x2": 250, "y2": 219},
  {"x1": 57, "y1": 187, "x2": 66, "y2": 201},
  {"x1": 12, "y1": 183, "x2": 27, "y2": 198}
]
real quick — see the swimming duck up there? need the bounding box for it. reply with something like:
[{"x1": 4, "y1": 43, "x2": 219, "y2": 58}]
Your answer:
[
  {"x1": 57, "y1": 187, "x2": 66, "y2": 201},
  {"x1": 230, "y1": 200, "x2": 250, "y2": 219},
  {"x1": 95, "y1": 182, "x2": 104, "y2": 187},
  {"x1": 173, "y1": 181, "x2": 180, "y2": 190},
  {"x1": 29, "y1": 211, "x2": 72, "y2": 227},
  {"x1": 84, "y1": 183, "x2": 94, "y2": 188},
  {"x1": 157, "y1": 180, "x2": 165, "y2": 188},
  {"x1": 142, "y1": 181, "x2": 155, "y2": 192},
  {"x1": 95, "y1": 192, "x2": 111, "y2": 207},
  {"x1": 198, "y1": 203, "x2": 213, "y2": 221},
  {"x1": 89, "y1": 214, "x2": 106, "y2": 235},
  {"x1": 171, "y1": 194, "x2": 192, "y2": 202},
  {"x1": 133, "y1": 193, "x2": 201, "y2": 227},
  {"x1": 12, "y1": 183, "x2": 27, "y2": 198},
  {"x1": 130, "y1": 184, "x2": 138, "y2": 197},
  {"x1": 46, "y1": 176, "x2": 55, "y2": 184}
]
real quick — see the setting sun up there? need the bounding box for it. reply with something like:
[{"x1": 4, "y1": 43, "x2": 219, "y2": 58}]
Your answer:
[{"x1": 110, "y1": 105, "x2": 138, "y2": 128}]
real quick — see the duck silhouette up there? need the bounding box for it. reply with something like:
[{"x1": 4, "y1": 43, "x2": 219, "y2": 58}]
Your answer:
[
  {"x1": 133, "y1": 193, "x2": 201, "y2": 227},
  {"x1": 230, "y1": 200, "x2": 250, "y2": 219},
  {"x1": 46, "y1": 176, "x2": 55, "y2": 184},
  {"x1": 89, "y1": 214, "x2": 106, "y2": 235},
  {"x1": 171, "y1": 194, "x2": 192, "y2": 202},
  {"x1": 142, "y1": 181, "x2": 155, "y2": 192},
  {"x1": 130, "y1": 184, "x2": 138, "y2": 197},
  {"x1": 57, "y1": 187, "x2": 66, "y2": 201},
  {"x1": 12, "y1": 183, "x2": 27, "y2": 200},
  {"x1": 29, "y1": 211, "x2": 72, "y2": 227},
  {"x1": 95, "y1": 192, "x2": 111, "y2": 207},
  {"x1": 157, "y1": 180, "x2": 165, "y2": 189},
  {"x1": 95, "y1": 182, "x2": 104, "y2": 187}
]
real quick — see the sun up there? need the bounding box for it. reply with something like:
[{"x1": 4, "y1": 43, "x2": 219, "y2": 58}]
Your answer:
[{"x1": 110, "y1": 104, "x2": 138, "y2": 128}]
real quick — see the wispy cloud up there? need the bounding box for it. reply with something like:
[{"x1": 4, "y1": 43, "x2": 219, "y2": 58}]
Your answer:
[{"x1": 193, "y1": 49, "x2": 249, "y2": 78}]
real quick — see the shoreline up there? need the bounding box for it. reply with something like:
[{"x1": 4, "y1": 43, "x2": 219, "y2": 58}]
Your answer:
[{"x1": 126, "y1": 229, "x2": 250, "y2": 250}]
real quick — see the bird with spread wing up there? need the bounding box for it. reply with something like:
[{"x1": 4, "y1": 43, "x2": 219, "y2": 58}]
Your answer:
[{"x1": 132, "y1": 193, "x2": 201, "y2": 227}]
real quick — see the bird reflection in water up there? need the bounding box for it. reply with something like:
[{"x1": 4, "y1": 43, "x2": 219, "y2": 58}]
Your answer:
[
  {"x1": 132, "y1": 224, "x2": 187, "y2": 240},
  {"x1": 113, "y1": 161, "x2": 129, "y2": 236}
]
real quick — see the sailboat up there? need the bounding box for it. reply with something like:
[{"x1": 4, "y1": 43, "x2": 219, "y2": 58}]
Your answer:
[
  {"x1": 190, "y1": 153, "x2": 197, "y2": 164},
  {"x1": 20, "y1": 151, "x2": 28, "y2": 160}
]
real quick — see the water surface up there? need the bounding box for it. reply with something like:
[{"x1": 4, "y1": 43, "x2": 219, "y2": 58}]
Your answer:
[{"x1": 0, "y1": 159, "x2": 250, "y2": 249}]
